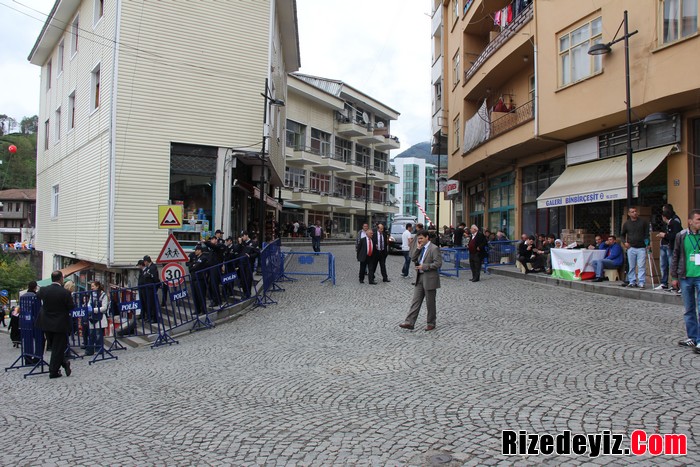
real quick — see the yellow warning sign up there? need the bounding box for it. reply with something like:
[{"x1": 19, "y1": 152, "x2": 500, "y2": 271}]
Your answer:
[{"x1": 158, "y1": 205, "x2": 183, "y2": 229}]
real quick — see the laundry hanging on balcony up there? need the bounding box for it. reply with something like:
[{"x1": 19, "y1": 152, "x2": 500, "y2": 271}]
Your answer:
[{"x1": 463, "y1": 99, "x2": 490, "y2": 154}]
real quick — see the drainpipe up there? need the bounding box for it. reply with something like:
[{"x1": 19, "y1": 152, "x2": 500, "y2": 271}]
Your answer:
[{"x1": 107, "y1": 0, "x2": 122, "y2": 266}]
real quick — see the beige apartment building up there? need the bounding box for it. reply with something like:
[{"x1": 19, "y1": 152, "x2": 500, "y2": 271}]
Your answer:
[
  {"x1": 442, "y1": 0, "x2": 699, "y2": 238},
  {"x1": 281, "y1": 74, "x2": 400, "y2": 237},
  {"x1": 29, "y1": 0, "x2": 299, "y2": 286}
]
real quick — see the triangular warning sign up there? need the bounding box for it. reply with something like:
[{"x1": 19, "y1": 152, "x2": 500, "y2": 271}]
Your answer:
[
  {"x1": 156, "y1": 233, "x2": 189, "y2": 263},
  {"x1": 160, "y1": 208, "x2": 182, "y2": 228}
]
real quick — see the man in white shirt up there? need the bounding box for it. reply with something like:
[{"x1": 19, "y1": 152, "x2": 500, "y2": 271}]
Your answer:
[{"x1": 401, "y1": 223, "x2": 414, "y2": 278}]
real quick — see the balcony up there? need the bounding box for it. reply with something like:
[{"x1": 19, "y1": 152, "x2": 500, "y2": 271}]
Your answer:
[
  {"x1": 345, "y1": 197, "x2": 365, "y2": 210},
  {"x1": 337, "y1": 159, "x2": 367, "y2": 179},
  {"x1": 375, "y1": 169, "x2": 400, "y2": 186},
  {"x1": 375, "y1": 134, "x2": 400, "y2": 151},
  {"x1": 289, "y1": 187, "x2": 321, "y2": 204},
  {"x1": 356, "y1": 129, "x2": 384, "y2": 145},
  {"x1": 315, "y1": 153, "x2": 347, "y2": 172},
  {"x1": 489, "y1": 99, "x2": 534, "y2": 139},
  {"x1": 316, "y1": 193, "x2": 345, "y2": 208},
  {"x1": 286, "y1": 145, "x2": 322, "y2": 167},
  {"x1": 464, "y1": 2, "x2": 533, "y2": 83},
  {"x1": 337, "y1": 117, "x2": 370, "y2": 138}
]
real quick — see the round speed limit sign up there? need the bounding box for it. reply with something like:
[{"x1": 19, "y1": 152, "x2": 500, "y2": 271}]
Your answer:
[{"x1": 160, "y1": 263, "x2": 186, "y2": 287}]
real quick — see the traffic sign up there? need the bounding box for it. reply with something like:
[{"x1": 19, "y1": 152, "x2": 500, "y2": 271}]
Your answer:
[
  {"x1": 158, "y1": 205, "x2": 183, "y2": 229},
  {"x1": 0, "y1": 289, "x2": 8, "y2": 296},
  {"x1": 156, "y1": 233, "x2": 189, "y2": 263},
  {"x1": 160, "y1": 263, "x2": 186, "y2": 287}
]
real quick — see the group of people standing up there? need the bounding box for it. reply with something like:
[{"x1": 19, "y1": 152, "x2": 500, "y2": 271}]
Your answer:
[{"x1": 355, "y1": 222, "x2": 392, "y2": 284}]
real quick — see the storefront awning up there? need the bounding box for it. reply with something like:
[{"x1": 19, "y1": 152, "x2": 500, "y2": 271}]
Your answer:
[
  {"x1": 36, "y1": 260, "x2": 93, "y2": 287},
  {"x1": 283, "y1": 201, "x2": 302, "y2": 209},
  {"x1": 536, "y1": 144, "x2": 674, "y2": 209}
]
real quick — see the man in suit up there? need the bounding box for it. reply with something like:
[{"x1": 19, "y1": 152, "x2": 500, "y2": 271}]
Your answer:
[
  {"x1": 37, "y1": 270, "x2": 75, "y2": 378},
  {"x1": 400, "y1": 230, "x2": 443, "y2": 331},
  {"x1": 357, "y1": 228, "x2": 378, "y2": 284},
  {"x1": 467, "y1": 224, "x2": 488, "y2": 282},
  {"x1": 374, "y1": 223, "x2": 391, "y2": 282}
]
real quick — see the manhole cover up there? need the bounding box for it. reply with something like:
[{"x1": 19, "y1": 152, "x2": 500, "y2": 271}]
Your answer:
[{"x1": 430, "y1": 454, "x2": 453, "y2": 464}]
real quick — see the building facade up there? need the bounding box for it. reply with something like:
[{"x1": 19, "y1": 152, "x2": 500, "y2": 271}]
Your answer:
[
  {"x1": 442, "y1": 0, "x2": 699, "y2": 239},
  {"x1": 29, "y1": 0, "x2": 299, "y2": 284},
  {"x1": 392, "y1": 157, "x2": 437, "y2": 226},
  {"x1": 0, "y1": 188, "x2": 36, "y2": 245},
  {"x1": 280, "y1": 74, "x2": 400, "y2": 237}
]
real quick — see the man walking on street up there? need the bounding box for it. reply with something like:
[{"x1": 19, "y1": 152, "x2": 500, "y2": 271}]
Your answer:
[
  {"x1": 37, "y1": 271, "x2": 75, "y2": 379},
  {"x1": 401, "y1": 223, "x2": 414, "y2": 278},
  {"x1": 374, "y1": 223, "x2": 390, "y2": 282},
  {"x1": 671, "y1": 209, "x2": 700, "y2": 351},
  {"x1": 399, "y1": 230, "x2": 443, "y2": 331},
  {"x1": 467, "y1": 224, "x2": 488, "y2": 282},
  {"x1": 357, "y1": 228, "x2": 377, "y2": 284},
  {"x1": 657, "y1": 204, "x2": 682, "y2": 290},
  {"x1": 311, "y1": 221, "x2": 323, "y2": 252},
  {"x1": 620, "y1": 207, "x2": 649, "y2": 288}
]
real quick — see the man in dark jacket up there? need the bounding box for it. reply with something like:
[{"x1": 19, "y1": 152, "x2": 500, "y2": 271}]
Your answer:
[
  {"x1": 187, "y1": 245, "x2": 209, "y2": 315},
  {"x1": 373, "y1": 223, "x2": 391, "y2": 282},
  {"x1": 467, "y1": 224, "x2": 488, "y2": 282},
  {"x1": 657, "y1": 204, "x2": 683, "y2": 290},
  {"x1": 357, "y1": 228, "x2": 377, "y2": 284},
  {"x1": 671, "y1": 209, "x2": 700, "y2": 351},
  {"x1": 37, "y1": 271, "x2": 75, "y2": 379},
  {"x1": 141, "y1": 256, "x2": 159, "y2": 323}
]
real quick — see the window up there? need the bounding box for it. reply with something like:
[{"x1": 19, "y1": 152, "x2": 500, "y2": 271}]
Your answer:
[
  {"x1": 284, "y1": 167, "x2": 306, "y2": 188},
  {"x1": 285, "y1": 120, "x2": 305, "y2": 149},
  {"x1": 70, "y1": 15, "x2": 79, "y2": 56},
  {"x1": 55, "y1": 107, "x2": 61, "y2": 142},
  {"x1": 310, "y1": 173, "x2": 331, "y2": 193},
  {"x1": 44, "y1": 119, "x2": 50, "y2": 150},
  {"x1": 453, "y1": 0, "x2": 460, "y2": 23},
  {"x1": 310, "y1": 128, "x2": 331, "y2": 156},
  {"x1": 91, "y1": 64, "x2": 101, "y2": 111},
  {"x1": 355, "y1": 144, "x2": 370, "y2": 167},
  {"x1": 453, "y1": 115, "x2": 460, "y2": 152},
  {"x1": 334, "y1": 178, "x2": 351, "y2": 197},
  {"x1": 94, "y1": 0, "x2": 104, "y2": 24},
  {"x1": 45, "y1": 60, "x2": 52, "y2": 91},
  {"x1": 558, "y1": 17, "x2": 603, "y2": 87},
  {"x1": 51, "y1": 184, "x2": 59, "y2": 218},
  {"x1": 452, "y1": 50, "x2": 460, "y2": 86},
  {"x1": 661, "y1": 0, "x2": 698, "y2": 44},
  {"x1": 334, "y1": 137, "x2": 352, "y2": 162},
  {"x1": 68, "y1": 91, "x2": 76, "y2": 130},
  {"x1": 58, "y1": 40, "x2": 64, "y2": 74}
]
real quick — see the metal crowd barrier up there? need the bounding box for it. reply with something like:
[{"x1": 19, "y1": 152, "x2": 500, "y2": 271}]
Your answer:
[
  {"x1": 68, "y1": 290, "x2": 118, "y2": 365},
  {"x1": 439, "y1": 247, "x2": 468, "y2": 277},
  {"x1": 257, "y1": 239, "x2": 284, "y2": 307},
  {"x1": 280, "y1": 251, "x2": 336, "y2": 285},
  {"x1": 5, "y1": 294, "x2": 48, "y2": 378},
  {"x1": 486, "y1": 240, "x2": 519, "y2": 268}
]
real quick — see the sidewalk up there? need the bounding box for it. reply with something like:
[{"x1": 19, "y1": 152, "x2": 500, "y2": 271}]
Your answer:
[{"x1": 487, "y1": 264, "x2": 683, "y2": 306}]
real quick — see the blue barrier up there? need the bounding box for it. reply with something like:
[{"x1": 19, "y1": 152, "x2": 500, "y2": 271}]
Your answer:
[
  {"x1": 111, "y1": 283, "x2": 179, "y2": 348},
  {"x1": 485, "y1": 240, "x2": 519, "y2": 271},
  {"x1": 5, "y1": 294, "x2": 49, "y2": 378},
  {"x1": 257, "y1": 239, "x2": 285, "y2": 307},
  {"x1": 281, "y1": 251, "x2": 336, "y2": 285},
  {"x1": 69, "y1": 290, "x2": 118, "y2": 365},
  {"x1": 439, "y1": 248, "x2": 468, "y2": 277}
]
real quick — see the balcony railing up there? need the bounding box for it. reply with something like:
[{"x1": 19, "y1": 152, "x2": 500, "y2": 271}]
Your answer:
[
  {"x1": 490, "y1": 99, "x2": 534, "y2": 138},
  {"x1": 464, "y1": 2, "x2": 533, "y2": 83}
]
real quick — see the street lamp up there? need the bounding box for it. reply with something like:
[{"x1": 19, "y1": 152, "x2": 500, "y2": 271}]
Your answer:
[
  {"x1": 259, "y1": 78, "x2": 285, "y2": 245},
  {"x1": 364, "y1": 163, "x2": 376, "y2": 225},
  {"x1": 588, "y1": 10, "x2": 637, "y2": 210},
  {"x1": 432, "y1": 130, "x2": 444, "y2": 244}
]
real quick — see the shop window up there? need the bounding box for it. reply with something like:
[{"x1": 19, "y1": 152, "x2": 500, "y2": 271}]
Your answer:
[{"x1": 169, "y1": 143, "x2": 217, "y2": 237}]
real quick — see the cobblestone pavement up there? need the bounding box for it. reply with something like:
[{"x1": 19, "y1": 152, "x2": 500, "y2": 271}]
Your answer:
[{"x1": 1, "y1": 244, "x2": 699, "y2": 466}]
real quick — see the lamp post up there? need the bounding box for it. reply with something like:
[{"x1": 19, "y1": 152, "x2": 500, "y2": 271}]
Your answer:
[
  {"x1": 432, "y1": 130, "x2": 443, "y2": 244},
  {"x1": 259, "y1": 78, "x2": 285, "y2": 245},
  {"x1": 588, "y1": 10, "x2": 637, "y2": 210}
]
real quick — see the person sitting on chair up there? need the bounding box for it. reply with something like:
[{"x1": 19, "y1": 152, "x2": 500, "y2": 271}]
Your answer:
[{"x1": 591, "y1": 235, "x2": 624, "y2": 282}]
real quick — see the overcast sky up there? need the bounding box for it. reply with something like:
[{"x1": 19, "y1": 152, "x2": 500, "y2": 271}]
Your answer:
[{"x1": 0, "y1": 0, "x2": 431, "y2": 153}]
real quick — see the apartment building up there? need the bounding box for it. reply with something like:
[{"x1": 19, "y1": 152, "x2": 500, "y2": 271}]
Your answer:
[
  {"x1": 392, "y1": 157, "x2": 437, "y2": 226},
  {"x1": 280, "y1": 73, "x2": 400, "y2": 237},
  {"x1": 28, "y1": 0, "x2": 299, "y2": 284},
  {"x1": 442, "y1": 0, "x2": 698, "y2": 238},
  {"x1": 0, "y1": 188, "x2": 36, "y2": 244}
]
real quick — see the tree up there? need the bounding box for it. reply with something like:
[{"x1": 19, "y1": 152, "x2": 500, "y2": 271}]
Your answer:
[
  {"x1": 20, "y1": 116, "x2": 38, "y2": 135},
  {"x1": 0, "y1": 255, "x2": 37, "y2": 300}
]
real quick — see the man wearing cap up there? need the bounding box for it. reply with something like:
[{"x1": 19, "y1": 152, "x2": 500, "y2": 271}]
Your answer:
[
  {"x1": 237, "y1": 231, "x2": 259, "y2": 298},
  {"x1": 205, "y1": 230, "x2": 226, "y2": 306},
  {"x1": 187, "y1": 244, "x2": 209, "y2": 315}
]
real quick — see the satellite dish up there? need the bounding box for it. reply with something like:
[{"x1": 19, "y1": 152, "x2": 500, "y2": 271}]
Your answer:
[
  {"x1": 376, "y1": 121, "x2": 385, "y2": 128},
  {"x1": 361, "y1": 112, "x2": 369, "y2": 124}
]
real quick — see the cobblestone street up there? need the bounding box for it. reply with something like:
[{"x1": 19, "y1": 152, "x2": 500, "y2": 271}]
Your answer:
[{"x1": 1, "y1": 244, "x2": 699, "y2": 465}]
